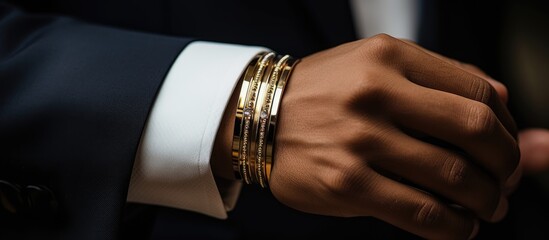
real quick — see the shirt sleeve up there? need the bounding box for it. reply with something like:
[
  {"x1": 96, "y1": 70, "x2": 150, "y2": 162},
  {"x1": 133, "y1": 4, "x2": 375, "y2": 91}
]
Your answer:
[{"x1": 127, "y1": 41, "x2": 268, "y2": 219}]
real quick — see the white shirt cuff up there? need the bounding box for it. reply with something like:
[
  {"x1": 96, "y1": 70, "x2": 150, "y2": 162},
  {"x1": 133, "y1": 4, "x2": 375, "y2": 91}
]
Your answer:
[{"x1": 127, "y1": 41, "x2": 268, "y2": 219}]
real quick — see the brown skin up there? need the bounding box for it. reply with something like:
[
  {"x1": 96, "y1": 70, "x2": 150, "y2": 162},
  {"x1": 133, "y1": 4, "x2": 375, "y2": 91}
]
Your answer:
[
  {"x1": 403, "y1": 40, "x2": 549, "y2": 174},
  {"x1": 212, "y1": 34, "x2": 537, "y2": 240}
]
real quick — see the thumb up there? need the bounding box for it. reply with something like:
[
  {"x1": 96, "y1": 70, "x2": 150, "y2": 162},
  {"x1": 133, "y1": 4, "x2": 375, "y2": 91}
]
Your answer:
[{"x1": 519, "y1": 128, "x2": 549, "y2": 173}]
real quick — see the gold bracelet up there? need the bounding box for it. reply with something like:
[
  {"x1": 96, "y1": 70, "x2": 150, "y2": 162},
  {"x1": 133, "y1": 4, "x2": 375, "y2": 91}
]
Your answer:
[
  {"x1": 255, "y1": 55, "x2": 289, "y2": 187},
  {"x1": 265, "y1": 56, "x2": 298, "y2": 183},
  {"x1": 249, "y1": 54, "x2": 276, "y2": 184},
  {"x1": 232, "y1": 51, "x2": 298, "y2": 188},
  {"x1": 231, "y1": 54, "x2": 261, "y2": 181},
  {"x1": 241, "y1": 52, "x2": 273, "y2": 184},
  {"x1": 232, "y1": 52, "x2": 275, "y2": 183}
]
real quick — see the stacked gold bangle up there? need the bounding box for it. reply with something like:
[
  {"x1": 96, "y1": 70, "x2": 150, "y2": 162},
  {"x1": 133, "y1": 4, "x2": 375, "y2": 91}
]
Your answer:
[{"x1": 232, "y1": 52, "x2": 298, "y2": 188}]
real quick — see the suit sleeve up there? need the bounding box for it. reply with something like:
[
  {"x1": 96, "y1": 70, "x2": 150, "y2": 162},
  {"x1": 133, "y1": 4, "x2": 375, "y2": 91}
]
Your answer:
[{"x1": 0, "y1": 3, "x2": 190, "y2": 239}]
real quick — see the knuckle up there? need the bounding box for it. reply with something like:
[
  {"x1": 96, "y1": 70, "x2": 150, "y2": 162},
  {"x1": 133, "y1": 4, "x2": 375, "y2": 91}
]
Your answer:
[
  {"x1": 469, "y1": 78, "x2": 494, "y2": 104},
  {"x1": 441, "y1": 155, "x2": 469, "y2": 187},
  {"x1": 361, "y1": 34, "x2": 402, "y2": 62},
  {"x1": 441, "y1": 155, "x2": 502, "y2": 220},
  {"x1": 346, "y1": 73, "x2": 399, "y2": 115},
  {"x1": 415, "y1": 201, "x2": 442, "y2": 227},
  {"x1": 464, "y1": 103, "x2": 497, "y2": 137},
  {"x1": 355, "y1": 73, "x2": 385, "y2": 100},
  {"x1": 325, "y1": 165, "x2": 371, "y2": 198}
]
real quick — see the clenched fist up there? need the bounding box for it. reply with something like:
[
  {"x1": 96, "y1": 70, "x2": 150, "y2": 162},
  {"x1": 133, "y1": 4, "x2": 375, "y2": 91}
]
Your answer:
[{"x1": 269, "y1": 34, "x2": 521, "y2": 240}]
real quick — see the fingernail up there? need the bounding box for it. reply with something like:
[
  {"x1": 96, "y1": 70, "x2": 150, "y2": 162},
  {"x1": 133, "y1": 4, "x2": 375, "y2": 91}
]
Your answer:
[
  {"x1": 468, "y1": 219, "x2": 479, "y2": 240},
  {"x1": 491, "y1": 196, "x2": 508, "y2": 222},
  {"x1": 505, "y1": 165, "x2": 522, "y2": 190}
]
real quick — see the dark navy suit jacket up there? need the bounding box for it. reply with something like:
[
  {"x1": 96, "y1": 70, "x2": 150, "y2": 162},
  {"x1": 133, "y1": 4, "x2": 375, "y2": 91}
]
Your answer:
[{"x1": 1, "y1": 1, "x2": 548, "y2": 239}]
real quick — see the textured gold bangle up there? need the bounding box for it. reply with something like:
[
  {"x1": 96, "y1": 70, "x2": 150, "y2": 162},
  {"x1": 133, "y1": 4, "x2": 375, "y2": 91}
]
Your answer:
[
  {"x1": 255, "y1": 55, "x2": 289, "y2": 187},
  {"x1": 231, "y1": 54, "x2": 261, "y2": 181},
  {"x1": 233, "y1": 52, "x2": 275, "y2": 184},
  {"x1": 265, "y1": 56, "x2": 298, "y2": 183},
  {"x1": 232, "y1": 51, "x2": 297, "y2": 188},
  {"x1": 241, "y1": 52, "x2": 273, "y2": 184},
  {"x1": 248, "y1": 53, "x2": 276, "y2": 184}
]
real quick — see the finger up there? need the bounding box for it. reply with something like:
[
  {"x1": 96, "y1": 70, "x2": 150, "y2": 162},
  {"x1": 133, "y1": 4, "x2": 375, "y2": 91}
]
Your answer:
[
  {"x1": 399, "y1": 40, "x2": 486, "y2": 77},
  {"x1": 400, "y1": 39, "x2": 509, "y2": 104},
  {"x1": 484, "y1": 79, "x2": 509, "y2": 104},
  {"x1": 354, "y1": 173, "x2": 478, "y2": 240},
  {"x1": 366, "y1": 130, "x2": 506, "y2": 222},
  {"x1": 394, "y1": 39, "x2": 516, "y2": 137},
  {"x1": 386, "y1": 81, "x2": 520, "y2": 185},
  {"x1": 519, "y1": 128, "x2": 549, "y2": 173},
  {"x1": 394, "y1": 41, "x2": 517, "y2": 187}
]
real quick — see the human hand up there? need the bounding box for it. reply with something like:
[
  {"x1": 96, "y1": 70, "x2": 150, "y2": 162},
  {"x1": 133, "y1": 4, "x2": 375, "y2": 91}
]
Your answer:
[
  {"x1": 269, "y1": 35, "x2": 521, "y2": 240},
  {"x1": 410, "y1": 45, "x2": 549, "y2": 174},
  {"x1": 439, "y1": 61, "x2": 549, "y2": 174}
]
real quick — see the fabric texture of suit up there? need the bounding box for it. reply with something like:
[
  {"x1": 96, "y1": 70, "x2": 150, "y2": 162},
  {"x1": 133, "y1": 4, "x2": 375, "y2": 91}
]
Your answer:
[{"x1": 0, "y1": 2, "x2": 191, "y2": 239}]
